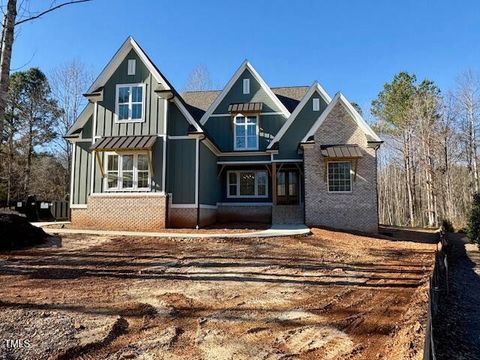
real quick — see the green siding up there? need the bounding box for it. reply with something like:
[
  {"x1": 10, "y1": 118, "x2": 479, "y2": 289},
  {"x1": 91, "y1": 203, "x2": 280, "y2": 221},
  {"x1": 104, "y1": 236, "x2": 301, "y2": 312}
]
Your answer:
[
  {"x1": 218, "y1": 155, "x2": 271, "y2": 162},
  {"x1": 80, "y1": 116, "x2": 93, "y2": 139},
  {"x1": 205, "y1": 114, "x2": 285, "y2": 151},
  {"x1": 167, "y1": 139, "x2": 196, "y2": 204},
  {"x1": 72, "y1": 142, "x2": 91, "y2": 204},
  {"x1": 95, "y1": 49, "x2": 165, "y2": 138},
  {"x1": 168, "y1": 103, "x2": 191, "y2": 136},
  {"x1": 199, "y1": 143, "x2": 220, "y2": 205},
  {"x1": 213, "y1": 69, "x2": 284, "y2": 114},
  {"x1": 151, "y1": 138, "x2": 164, "y2": 192},
  {"x1": 275, "y1": 93, "x2": 328, "y2": 160},
  {"x1": 204, "y1": 67, "x2": 288, "y2": 152}
]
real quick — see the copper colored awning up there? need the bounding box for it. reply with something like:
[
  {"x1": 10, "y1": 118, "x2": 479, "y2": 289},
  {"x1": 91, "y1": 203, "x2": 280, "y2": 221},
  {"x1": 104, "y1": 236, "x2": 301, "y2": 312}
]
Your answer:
[
  {"x1": 228, "y1": 102, "x2": 263, "y2": 113},
  {"x1": 320, "y1": 145, "x2": 363, "y2": 158},
  {"x1": 91, "y1": 135, "x2": 157, "y2": 151}
]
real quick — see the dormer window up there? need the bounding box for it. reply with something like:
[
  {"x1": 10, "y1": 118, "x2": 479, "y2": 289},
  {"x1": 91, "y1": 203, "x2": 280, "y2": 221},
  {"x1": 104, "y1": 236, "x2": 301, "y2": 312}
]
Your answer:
[
  {"x1": 243, "y1": 78, "x2": 250, "y2": 94},
  {"x1": 115, "y1": 83, "x2": 145, "y2": 122},
  {"x1": 234, "y1": 113, "x2": 258, "y2": 150}
]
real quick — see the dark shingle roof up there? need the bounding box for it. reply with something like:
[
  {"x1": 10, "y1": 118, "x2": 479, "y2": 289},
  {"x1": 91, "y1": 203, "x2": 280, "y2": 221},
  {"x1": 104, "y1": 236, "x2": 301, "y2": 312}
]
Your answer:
[{"x1": 181, "y1": 86, "x2": 309, "y2": 121}]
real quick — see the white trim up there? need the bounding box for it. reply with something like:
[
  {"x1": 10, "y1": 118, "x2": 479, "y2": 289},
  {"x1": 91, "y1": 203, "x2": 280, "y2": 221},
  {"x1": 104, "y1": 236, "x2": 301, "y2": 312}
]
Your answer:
[
  {"x1": 173, "y1": 97, "x2": 203, "y2": 132},
  {"x1": 90, "y1": 102, "x2": 98, "y2": 194},
  {"x1": 208, "y1": 111, "x2": 283, "y2": 117},
  {"x1": 162, "y1": 98, "x2": 167, "y2": 192},
  {"x1": 200, "y1": 60, "x2": 290, "y2": 125},
  {"x1": 87, "y1": 37, "x2": 170, "y2": 94},
  {"x1": 127, "y1": 59, "x2": 136, "y2": 75},
  {"x1": 326, "y1": 160, "x2": 353, "y2": 193},
  {"x1": 170, "y1": 203, "x2": 217, "y2": 209},
  {"x1": 195, "y1": 137, "x2": 200, "y2": 206},
  {"x1": 69, "y1": 138, "x2": 93, "y2": 143},
  {"x1": 69, "y1": 142, "x2": 76, "y2": 208},
  {"x1": 226, "y1": 170, "x2": 269, "y2": 198},
  {"x1": 70, "y1": 204, "x2": 88, "y2": 209},
  {"x1": 217, "y1": 160, "x2": 271, "y2": 165},
  {"x1": 168, "y1": 135, "x2": 194, "y2": 140},
  {"x1": 217, "y1": 202, "x2": 272, "y2": 207},
  {"x1": 268, "y1": 82, "x2": 331, "y2": 149},
  {"x1": 301, "y1": 92, "x2": 382, "y2": 143},
  {"x1": 90, "y1": 192, "x2": 166, "y2": 197},
  {"x1": 233, "y1": 113, "x2": 259, "y2": 151},
  {"x1": 221, "y1": 151, "x2": 270, "y2": 156},
  {"x1": 114, "y1": 83, "x2": 146, "y2": 123},
  {"x1": 66, "y1": 103, "x2": 93, "y2": 137}
]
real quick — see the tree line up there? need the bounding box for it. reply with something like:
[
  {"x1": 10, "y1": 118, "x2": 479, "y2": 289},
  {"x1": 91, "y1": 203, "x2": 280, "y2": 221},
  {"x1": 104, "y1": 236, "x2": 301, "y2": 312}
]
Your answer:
[{"x1": 372, "y1": 70, "x2": 479, "y2": 229}]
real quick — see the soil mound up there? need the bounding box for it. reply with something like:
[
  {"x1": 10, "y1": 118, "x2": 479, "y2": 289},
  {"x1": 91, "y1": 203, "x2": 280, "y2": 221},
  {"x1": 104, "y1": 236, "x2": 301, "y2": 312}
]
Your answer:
[{"x1": 0, "y1": 214, "x2": 48, "y2": 250}]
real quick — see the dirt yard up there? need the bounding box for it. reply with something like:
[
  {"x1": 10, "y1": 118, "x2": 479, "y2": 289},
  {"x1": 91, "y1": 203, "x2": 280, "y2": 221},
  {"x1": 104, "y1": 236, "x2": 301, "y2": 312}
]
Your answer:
[{"x1": 0, "y1": 228, "x2": 436, "y2": 360}]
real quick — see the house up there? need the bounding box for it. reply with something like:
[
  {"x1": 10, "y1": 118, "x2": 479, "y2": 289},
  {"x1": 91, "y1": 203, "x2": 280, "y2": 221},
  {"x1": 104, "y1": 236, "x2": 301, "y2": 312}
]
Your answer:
[{"x1": 66, "y1": 37, "x2": 382, "y2": 233}]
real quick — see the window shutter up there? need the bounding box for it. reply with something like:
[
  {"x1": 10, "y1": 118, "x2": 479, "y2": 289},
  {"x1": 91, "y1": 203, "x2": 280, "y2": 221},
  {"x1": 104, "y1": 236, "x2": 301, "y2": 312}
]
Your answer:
[{"x1": 128, "y1": 59, "x2": 136, "y2": 75}]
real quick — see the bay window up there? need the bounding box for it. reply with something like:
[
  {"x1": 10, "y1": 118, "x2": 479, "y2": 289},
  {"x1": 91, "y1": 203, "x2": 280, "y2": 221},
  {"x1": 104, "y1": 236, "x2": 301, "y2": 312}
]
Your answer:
[
  {"x1": 115, "y1": 84, "x2": 145, "y2": 122},
  {"x1": 105, "y1": 153, "x2": 150, "y2": 191},
  {"x1": 227, "y1": 170, "x2": 268, "y2": 198},
  {"x1": 234, "y1": 114, "x2": 258, "y2": 150}
]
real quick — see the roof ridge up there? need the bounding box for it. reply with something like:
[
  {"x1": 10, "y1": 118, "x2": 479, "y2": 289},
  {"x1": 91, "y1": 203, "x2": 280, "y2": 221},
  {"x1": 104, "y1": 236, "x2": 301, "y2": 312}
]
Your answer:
[{"x1": 271, "y1": 85, "x2": 310, "y2": 89}]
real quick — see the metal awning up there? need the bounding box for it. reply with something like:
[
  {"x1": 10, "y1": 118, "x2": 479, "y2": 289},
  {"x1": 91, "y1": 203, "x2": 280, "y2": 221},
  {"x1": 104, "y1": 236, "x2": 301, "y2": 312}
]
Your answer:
[
  {"x1": 91, "y1": 135, "x2": 157, "y2": 151},
  {"x1": 228, "y1": 102, "x2": 263, "y2": 113},
  {"x1": 320, "y1": 145, "x2": 363, "y2": 158}
]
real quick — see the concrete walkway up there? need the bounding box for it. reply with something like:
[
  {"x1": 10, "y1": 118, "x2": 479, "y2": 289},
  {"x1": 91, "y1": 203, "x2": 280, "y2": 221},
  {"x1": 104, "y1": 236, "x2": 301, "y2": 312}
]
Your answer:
[{"x1": 33, "y1": 222, "x2": 311, "y2": 238}]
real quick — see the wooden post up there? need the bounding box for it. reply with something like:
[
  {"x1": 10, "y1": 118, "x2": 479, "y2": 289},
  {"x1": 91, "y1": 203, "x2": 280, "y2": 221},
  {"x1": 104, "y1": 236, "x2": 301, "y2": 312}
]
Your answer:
[{"x1": 272, "y1": 162, "x2": 277, "y2": 205}]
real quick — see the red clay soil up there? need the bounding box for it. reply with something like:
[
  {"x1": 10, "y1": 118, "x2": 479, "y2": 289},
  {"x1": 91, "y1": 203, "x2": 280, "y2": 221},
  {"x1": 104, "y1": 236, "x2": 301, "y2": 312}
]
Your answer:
[{"x1": 0, "y1": 227, "x2": 436, "y2": 359}]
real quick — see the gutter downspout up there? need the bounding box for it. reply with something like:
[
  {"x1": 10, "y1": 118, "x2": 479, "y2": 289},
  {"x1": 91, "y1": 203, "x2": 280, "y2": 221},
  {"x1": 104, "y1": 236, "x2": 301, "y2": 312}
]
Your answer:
[{"x1": 196, "y1": 134, "x2": 205, "y2": 229}]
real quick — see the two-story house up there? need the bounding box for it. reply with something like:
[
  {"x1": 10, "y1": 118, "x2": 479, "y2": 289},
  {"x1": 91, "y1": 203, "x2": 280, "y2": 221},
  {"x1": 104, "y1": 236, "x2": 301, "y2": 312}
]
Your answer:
[{"x1": 66, "y1": 37, "x2": 382, "y2": 233}]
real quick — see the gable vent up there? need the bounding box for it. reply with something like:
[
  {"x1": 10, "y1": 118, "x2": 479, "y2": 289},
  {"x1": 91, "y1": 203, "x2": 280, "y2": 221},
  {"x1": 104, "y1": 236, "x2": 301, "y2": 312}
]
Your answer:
[
  {"x1": 243, "y1": 78, "x2": 250, "y2": 94},
  {"x1": 127, "y1": 59, "x2": 136, "y2": 75}
]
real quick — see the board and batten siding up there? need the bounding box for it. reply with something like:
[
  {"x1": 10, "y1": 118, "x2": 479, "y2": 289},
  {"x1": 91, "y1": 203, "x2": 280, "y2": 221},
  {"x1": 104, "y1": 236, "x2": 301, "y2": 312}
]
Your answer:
[
  {"x1": 274, "y1": 92, "x2": 329, "y2": 160},
  {"x1": 94, "y1": 49, "x2": 166, "y2": 138},
  {"x1": 167, "y1": 139, "x2": 196, "y2": 204},
  {"x1": 72, "y1": 142, "x2": 92, "y2": 205},
  {"x1": 199, "y1": 142, "x2": 220, "y2": 206},
  {"x1": 203, "y1": 68, "x2": 288, "y2": 152}
]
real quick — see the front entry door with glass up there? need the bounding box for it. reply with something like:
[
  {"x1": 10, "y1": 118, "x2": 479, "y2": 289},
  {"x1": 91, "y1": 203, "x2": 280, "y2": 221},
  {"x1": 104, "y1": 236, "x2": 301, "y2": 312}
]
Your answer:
[{"x1": 277, "y1": 170, "x2": 299, "y2": 205}]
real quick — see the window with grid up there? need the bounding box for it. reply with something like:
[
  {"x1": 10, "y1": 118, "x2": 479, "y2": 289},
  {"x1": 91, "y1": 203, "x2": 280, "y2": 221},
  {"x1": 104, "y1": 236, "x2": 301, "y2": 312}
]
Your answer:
[
  {"x1": 227, "y1": 171, "x2": 268, "y2": 198},
  {"x1": 327, "y1": 162, "x2": 352, "y2": 192},
  {"x1": 105, "y1": 153, "x2": 150, "y2": 191},
  {"x1": 116, "y1": 84, "x2": 144, "y2": 121},
  {"x1": 234, "y1": 114, "x2": 258, "y2": 150}
]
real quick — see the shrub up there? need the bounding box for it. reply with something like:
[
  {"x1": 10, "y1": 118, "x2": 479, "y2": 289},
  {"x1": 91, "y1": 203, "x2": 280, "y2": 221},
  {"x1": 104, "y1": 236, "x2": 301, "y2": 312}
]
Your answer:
[
  {"x1": 441, "y1": 219, "x2": 455, "y2": 233},
  {"x1": 467, "y1": 193, "x2": 480, "y2": 245}
]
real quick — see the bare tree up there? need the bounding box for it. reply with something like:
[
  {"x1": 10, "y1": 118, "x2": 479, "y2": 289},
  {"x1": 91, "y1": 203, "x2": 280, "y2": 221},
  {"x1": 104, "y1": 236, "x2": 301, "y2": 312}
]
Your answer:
[
  {"x1": 0, "y1": 0, "x2": 93, "y2": 148},
  {"x1": 183, "y1": 64, "x2": 213, "y2": 92},
  {"x1": 50, "y1": 60, "x2": 92, "y2": 193}
]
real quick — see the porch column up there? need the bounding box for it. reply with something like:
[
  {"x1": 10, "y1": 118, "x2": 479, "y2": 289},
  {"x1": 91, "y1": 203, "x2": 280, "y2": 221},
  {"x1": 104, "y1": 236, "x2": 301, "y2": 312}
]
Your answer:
[{"x1": 272, "y1": 162, "x2": 277, "y2": 205}]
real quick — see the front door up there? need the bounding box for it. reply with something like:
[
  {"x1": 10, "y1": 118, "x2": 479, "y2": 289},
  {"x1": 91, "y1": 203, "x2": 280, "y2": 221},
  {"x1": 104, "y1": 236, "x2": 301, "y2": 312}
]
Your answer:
[{"x1": 277, "y1": 170, "x2": 299, "y2": 205}]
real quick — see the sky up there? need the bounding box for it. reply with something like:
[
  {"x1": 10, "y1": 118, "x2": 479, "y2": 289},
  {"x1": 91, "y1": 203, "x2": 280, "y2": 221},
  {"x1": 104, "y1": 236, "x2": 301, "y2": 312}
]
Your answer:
[{"x1": 10, "y1": 0, "x2": 480, "y2": 117}]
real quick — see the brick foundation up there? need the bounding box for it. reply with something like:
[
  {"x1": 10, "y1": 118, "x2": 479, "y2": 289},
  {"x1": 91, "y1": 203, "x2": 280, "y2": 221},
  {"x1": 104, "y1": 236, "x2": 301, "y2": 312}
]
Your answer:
[
  {"x1": 71, "y1": 193, "x2": 167, "y2": 231},
  {"x1": 217, "y1": 204, "x2": 272, "y2": 224},
  {"x1": 168, "y1": 206, "x2": 217, "y2": 228},
  {"x1": 272, "y1": 204, "x2": 304, "y2": 224}
]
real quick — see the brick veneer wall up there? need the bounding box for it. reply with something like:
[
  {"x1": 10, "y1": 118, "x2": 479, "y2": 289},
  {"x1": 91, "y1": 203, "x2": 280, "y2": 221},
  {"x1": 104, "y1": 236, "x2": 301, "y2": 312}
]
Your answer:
[
  {"x1": 217, "y1": 204, "x2": 272, "y2": 224},
  {"x1": 272, "y1": 204, "x2": 304, "y2": 224},
  {"x1": 168, "y1": 206, "x2": 217, "y2": 228},
  {"x1": 71, "y1": 194, "x2": 166, "y2": 231},
  {"x1": 304, "y1": 102, "x2": 379, "y2": 233}
]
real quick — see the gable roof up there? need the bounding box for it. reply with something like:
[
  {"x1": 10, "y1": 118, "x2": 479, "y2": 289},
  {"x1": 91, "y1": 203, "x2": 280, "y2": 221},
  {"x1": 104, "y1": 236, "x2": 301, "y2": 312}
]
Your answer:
[
  {"x1": 301, "y1": 92, "x2": 381, "y2": 143},
  {"x1": 182, "y1": 86, "x2": 308, "y2": 122},
  {"x1": 198, "y1": 61, "x2": 292, "y2": 125},
  {"x1": 65, "y1": 103, "x2": 93, "y2": 137},
  {"x1": 267, "y1": 82, "x2": 331, "y2": 149},
  {"x1": 87, "y1": 37, "x2": 171, "y2": 93}
]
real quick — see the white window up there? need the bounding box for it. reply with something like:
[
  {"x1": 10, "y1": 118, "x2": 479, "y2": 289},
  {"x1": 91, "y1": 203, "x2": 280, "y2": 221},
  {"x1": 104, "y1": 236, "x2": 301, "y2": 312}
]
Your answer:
[
  {"x1": 243, "y1": 78, "x2": 250, "y2": 94},
  {"x1": 115, "y1": 83, "x2": 145, "y2": 122},
  {"x1": 227, "y1": 171, "x2": 268, "y2": 198},
  {"x1": 234, "y1": 114, "x2": 258, "y2": 150},
  {"x1": 313, "y1": 98, "x2": 320, "y2": 111},
  {"x1": 104, "y1": 153, "x2": 150, "y2": 191},
  {"x1": 327, "y1": 161, "x2": 352, "y2": 192},
  {"x1": 127, "y1": 59, "x2": 136, "y2": 75}
]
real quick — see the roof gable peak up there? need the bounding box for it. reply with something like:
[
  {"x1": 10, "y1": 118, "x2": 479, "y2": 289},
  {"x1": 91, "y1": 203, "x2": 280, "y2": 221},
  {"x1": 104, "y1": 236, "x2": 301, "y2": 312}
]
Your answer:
[
  {"x1": 199, "y1": 60, "x2": 291, "y2": 125},
  {"x1": 86, "y1": 36, "x2": 171, "y2": 94}
]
